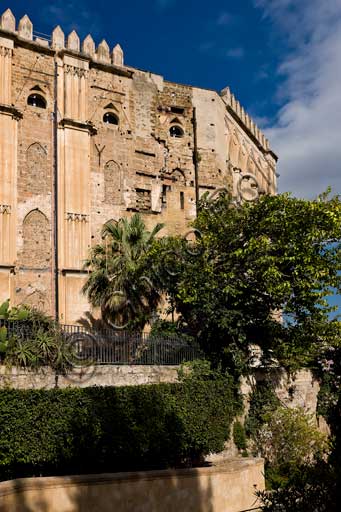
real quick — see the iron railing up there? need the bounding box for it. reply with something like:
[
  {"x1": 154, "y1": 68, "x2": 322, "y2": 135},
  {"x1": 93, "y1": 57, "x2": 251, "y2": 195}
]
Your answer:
[
  {"x1": 61, "y1": 324, "x2": 203, "y2": 365},
  {"x1": 0, "y1": 320, "x2": 203, "y2": 366}
]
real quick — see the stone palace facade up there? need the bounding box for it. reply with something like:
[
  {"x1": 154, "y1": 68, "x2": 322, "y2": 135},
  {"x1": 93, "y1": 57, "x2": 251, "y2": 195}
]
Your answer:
[{"x1": 0, "y1": 9, "x2": 277, "y2": 323}]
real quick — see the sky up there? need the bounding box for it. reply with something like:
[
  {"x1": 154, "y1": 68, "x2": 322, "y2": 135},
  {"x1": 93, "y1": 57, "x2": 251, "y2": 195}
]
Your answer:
[{"x1": 2, "y1": 0, "x2": 340, "y2": 312}]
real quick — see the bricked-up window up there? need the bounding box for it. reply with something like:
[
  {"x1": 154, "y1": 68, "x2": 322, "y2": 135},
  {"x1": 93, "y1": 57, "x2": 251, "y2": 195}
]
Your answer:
[
  {"x1": 25, "y1": 142, "x2": 48, "y2": 195},
  {"x1": 136, "y1": 189, "x2": 152, "y2": 211},
  {"x1": 27, "y1": 94, "x2": 46, "y2": 109},
  {"x1": 104, "y1": 160, "x2": 121, "y2": 204},
  {"x1": 22, "y1": 209, "x2": 51, "y2": 268},
  {"x1": 170, "y1": 125, "x2": 184, "y2": 138},
  {"x1": 103, "y1": 112, "x2": 119, "y2": 125}
]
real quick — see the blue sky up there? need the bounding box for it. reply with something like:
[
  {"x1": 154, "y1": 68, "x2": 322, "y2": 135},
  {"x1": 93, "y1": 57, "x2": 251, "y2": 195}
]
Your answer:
[
  {"x1": 5, "y1": 0, "x2": 340, "y2": 198},
  {"x1": 3, "y1": 0, "x2": 340, "y2": 311}
]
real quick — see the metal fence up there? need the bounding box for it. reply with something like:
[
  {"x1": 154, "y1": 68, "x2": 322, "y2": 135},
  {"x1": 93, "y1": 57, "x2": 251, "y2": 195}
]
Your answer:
[
  {"x1": 61, "y1": 324, "x2": 203, "y2": 365},
  {"x1": 0, "y1": 319, "x2": 203, "y2": 366}
]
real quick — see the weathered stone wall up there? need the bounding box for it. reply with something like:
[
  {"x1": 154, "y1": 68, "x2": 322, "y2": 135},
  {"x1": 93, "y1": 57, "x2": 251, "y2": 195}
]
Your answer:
[
  {"x1": 0, "y1": 8, "x2": 278, "y2": 324},
  {"x1": 0, "y1": 364, "x2": 179, "y2": 389},
  {"x1": 0, "y1": 459, "x2": 265, "y2": 512}
]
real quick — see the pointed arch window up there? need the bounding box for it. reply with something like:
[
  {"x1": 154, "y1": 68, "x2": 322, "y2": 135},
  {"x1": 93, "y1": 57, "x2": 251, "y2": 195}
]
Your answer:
[{"x1": 27, "y1": 94, "x2": 46, "y2": 109}]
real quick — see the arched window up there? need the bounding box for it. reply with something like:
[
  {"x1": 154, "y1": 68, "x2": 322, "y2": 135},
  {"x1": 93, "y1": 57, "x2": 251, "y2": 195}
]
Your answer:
[
  {"x1": 170, "y1": 125, "x2": 184, "y2": 138},
  {"x1": 103, "y1": 112, "x2": 119, "y2": 125},
  {"x1": 27, "y1": 94, "x2": 46, "y2": 109}
]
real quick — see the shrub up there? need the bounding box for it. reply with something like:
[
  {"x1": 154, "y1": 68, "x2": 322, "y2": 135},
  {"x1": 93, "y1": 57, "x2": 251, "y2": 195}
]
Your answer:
[
  {"x1": 258, "y1": 406, "x2": 330, "y2": 488},
  {"x1": 0, "y1": 301, "x2": 75, "y2": 373},
  {"x1": 245, "y1": 380, "x2": 280, "y2": 441},
  {"x1": 0, "y1": 378, "x2": 241, "y2": 480},
  {"x1": 233, "y1": 421, "x2": 248, "y2": 452}
]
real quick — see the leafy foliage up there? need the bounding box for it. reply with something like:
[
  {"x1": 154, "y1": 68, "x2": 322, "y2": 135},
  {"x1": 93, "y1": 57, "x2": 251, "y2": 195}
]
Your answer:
[
  {"x1": 233, "y1": 421, "x2": 248, "y2": 453},
  {"x1": 245, "y1": 380, "x2": 280, "y2": 440},
  {"x1": 0, "y1": 301, "x2": 74, "y2": 373},
  {"x1": 257, "y1": 466, "x2": 338, "y2": 512},
  {"x1": 257, "y1": 406, "x2": 330, "y2": 488},
  {"x1": 0, "y1": 379, "x2": 241, "y2": 481},
  {"x1": 258, "y1": 336, "x2": 341, "y2": 509},
  {"x1": 83, "y1": 214, "x2": 164, "y2": 330},
  {"x1": 143, "y1": 191, "x2": 341, "y2": 375}
]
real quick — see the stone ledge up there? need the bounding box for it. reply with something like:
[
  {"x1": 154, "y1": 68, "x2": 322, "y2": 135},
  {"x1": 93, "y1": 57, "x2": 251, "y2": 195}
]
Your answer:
[
  {"x1": 0, "y1": 458, "x2": 265, "y2": 512},
  {"x1": 0, "y1": 458, "x2": 264, "y2": 495},
  {"x1": 0, "y1": 103, "x2": 23, "y2": 119}
]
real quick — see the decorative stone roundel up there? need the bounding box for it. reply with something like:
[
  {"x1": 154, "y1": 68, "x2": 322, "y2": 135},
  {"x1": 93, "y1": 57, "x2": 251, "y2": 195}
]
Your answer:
[{"x1": 237, "y1": 173, "x2": 260, "y2": 202}]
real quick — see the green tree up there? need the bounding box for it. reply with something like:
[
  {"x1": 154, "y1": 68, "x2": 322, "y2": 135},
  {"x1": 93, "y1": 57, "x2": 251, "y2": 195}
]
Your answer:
[
  {"x1": 83, "y1": 213, "x2": 164, "y2": 330},
  {"x1": 145, "y1": 191, "x2": 341, "y2": 374}
]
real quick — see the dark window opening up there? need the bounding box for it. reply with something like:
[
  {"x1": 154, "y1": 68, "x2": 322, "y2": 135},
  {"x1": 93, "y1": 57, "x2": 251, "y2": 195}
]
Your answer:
[
  {"x1": 27, "y1": 94, "x2": 46, "y2": 109},
  {"x1": 180, "y1": 191, "x2": 184, "y2": 210},
  {"x1": 171, "y1": 106, "x2": 185, "y2": 115},
  {"x1": 162, "y1": 184, "x2": 168, "y2": 205},
  {"x1": 170, "y1": 125, "x2": 184, "y2": 138},
  {"x1": 103, "y1": 112, "x2": 119, "y2": 125}
]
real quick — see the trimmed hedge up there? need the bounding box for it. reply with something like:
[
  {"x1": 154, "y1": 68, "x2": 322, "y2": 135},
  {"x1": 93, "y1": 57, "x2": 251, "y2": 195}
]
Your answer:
[{"x1": 0, "y1": 379, "x2": 241, "y2": 480}]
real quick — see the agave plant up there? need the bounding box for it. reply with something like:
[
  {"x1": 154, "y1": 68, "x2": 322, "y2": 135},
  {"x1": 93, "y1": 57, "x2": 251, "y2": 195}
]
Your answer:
[
  {"x1": 0, "y1": 300, "x2": 77, "y2": 374},
  {"x1": 0, "y1": 299, "x2": 30, "y2": 321},
  {"x1": 6, "y1": 339, "x2": 38, "y2": 368}
]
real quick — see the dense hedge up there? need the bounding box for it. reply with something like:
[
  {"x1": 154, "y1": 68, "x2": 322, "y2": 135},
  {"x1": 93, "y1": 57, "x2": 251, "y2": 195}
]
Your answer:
[{"x1": 0, "y1": 379, "x2": 241, "y2": 480}]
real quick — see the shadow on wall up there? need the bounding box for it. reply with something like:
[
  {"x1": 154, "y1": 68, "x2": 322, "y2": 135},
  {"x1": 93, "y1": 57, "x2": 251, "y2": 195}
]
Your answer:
[
  {"x1": 0, "y1": 386, "x2": 222, "y2": 512},
  {"x1": 0, "y1": 470, "x2": 215, "y2": 512}
]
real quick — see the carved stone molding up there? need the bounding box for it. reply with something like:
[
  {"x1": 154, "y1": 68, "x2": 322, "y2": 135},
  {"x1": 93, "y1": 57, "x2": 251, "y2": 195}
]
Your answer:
[
  {"x1": 0, "y1": 204, "x2": 11, "y2": 214},
  {"x1": 66, "y1": 212, "x2": 89, "y2": 222},
  {"x1": 59, "y1": 118, "x2": 97, "y2": 135},
  {"x1": 64, "y1": 64, "x2": 89, "y2": 78},
  {"x1": 0, "y1": 46, "x2": 12, "y2": 57}
]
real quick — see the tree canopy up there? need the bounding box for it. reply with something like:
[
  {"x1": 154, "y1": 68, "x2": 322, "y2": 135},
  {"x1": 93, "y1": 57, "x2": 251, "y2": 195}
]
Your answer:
[{"x1": 144, "y1": 191, "x2": 341, "y2": 374}]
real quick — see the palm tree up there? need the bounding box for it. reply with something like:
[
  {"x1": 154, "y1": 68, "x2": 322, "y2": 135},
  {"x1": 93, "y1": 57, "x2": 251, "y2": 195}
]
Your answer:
[{"x1": 83, "y1": 214, "x2": 164, "y2": 330}]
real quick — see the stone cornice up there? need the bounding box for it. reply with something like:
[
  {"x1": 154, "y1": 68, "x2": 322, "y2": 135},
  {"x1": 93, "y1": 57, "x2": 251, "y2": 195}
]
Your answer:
[
  {"x1": 226, "y1": 105, "x2": 278, "y2": 162},
  {"x1": 0, "y1": 29, "x2": 55, "y2": 55},
  {"x1": 57, "y1": 49, "x2": 132, "y2": 78},
  {"x1": 0, "y1": 264, "x2": 15, "y2": 271},
  {"x1": 61, "y1": 268, "x2": 89, "y2": 275},
  {"x1": 90, "y1": 59, "x2": 133, "y2": 78},
  {"x1": 59, "y1": 118, "x2": 97, "y2": 135},
  {"x1": 265, "y1": 149, "x2": 278, "y2": 162},
  {"x1": 57, "y1": 48, "x2": 91, "y2": 63},
  {"x1": 0, "y1": 103, "x2": 23, "y2": 120}
]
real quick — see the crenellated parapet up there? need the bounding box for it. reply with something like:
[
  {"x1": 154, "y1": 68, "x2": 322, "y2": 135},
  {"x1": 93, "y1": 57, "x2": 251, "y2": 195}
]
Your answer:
[
  {"x1": 0, "y1": 8, "x2": 125, "y2": 67},
  {"x1": 220, "y1": 86, "x2": 271, "y2": 155},
  {"x1": 0, "y1": 6, "x2": 278, "y2": 321}
]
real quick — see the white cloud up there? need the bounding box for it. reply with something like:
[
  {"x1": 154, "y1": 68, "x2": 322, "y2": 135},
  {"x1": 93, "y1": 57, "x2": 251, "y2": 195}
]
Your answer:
[
  {"x1": 255, "y1": 0, "x2": 341, "y2": 198},
  {"x1": 226, "y1": 47, "x2": 244, "y2": 59}
]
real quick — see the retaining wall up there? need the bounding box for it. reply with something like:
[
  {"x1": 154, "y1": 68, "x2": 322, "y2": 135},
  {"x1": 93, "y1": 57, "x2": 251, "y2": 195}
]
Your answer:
[
  {"x1": 0, "y1": 458, "x2": 264, "y2": 512},
  {"x1": 0, "y1": 364, "x2": 179, "y2": 388}
]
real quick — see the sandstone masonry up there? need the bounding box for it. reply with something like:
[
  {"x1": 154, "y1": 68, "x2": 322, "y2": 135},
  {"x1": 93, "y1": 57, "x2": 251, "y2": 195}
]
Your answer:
[{"x1": 0, "y1": 9, "x2": 277, "y2": 323}]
